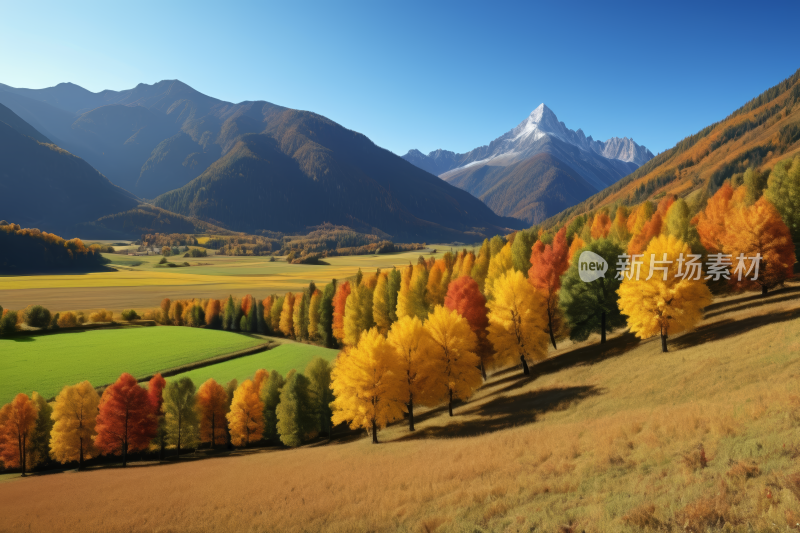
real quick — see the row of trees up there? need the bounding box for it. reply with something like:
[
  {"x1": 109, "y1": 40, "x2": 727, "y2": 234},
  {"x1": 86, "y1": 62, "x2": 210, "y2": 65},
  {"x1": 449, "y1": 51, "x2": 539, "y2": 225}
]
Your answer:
[{"x1": 0, "y1": 358, "x2": 333, "y2": 475}]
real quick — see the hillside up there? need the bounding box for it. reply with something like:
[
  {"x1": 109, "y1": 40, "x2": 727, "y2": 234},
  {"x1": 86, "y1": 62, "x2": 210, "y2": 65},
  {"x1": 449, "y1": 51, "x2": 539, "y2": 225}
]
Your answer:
[
  {"x1": 542, "y1": 68, "x2": 800, "y2": 228},
  {"x1": 2, "y1": 283, "x2": 798, "y2": 532},
  {"x1": 0, "y1": 108, "x2": 139, "y2": 234},
  {"x1": 154, "y1": 110, "x2": 523, "y2": 241},
  {"x1": 76, "y1": 204, "x2": 234, "y2": 239},
  {"x1": 403, "y1": 104, "x2": 653, "y2": 224}
]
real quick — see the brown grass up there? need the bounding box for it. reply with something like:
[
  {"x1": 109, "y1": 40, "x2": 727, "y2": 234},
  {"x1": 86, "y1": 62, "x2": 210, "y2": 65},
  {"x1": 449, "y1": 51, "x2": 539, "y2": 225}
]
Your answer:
[{"x1": 1, "y1": 284, "x2": 800, "y2": 532}]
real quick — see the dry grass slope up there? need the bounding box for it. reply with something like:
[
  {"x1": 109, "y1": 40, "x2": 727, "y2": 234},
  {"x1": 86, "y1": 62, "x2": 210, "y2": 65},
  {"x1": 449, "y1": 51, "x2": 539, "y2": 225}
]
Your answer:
[{"x1": 2, "y1": 284, "x2": 800, "y2": 532}]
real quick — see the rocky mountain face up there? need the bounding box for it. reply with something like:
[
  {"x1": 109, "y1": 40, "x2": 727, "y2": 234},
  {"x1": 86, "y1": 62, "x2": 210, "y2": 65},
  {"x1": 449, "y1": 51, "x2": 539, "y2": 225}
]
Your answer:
[{"x1": 402, "y1": 104, "x2": 653, "y2": 223}]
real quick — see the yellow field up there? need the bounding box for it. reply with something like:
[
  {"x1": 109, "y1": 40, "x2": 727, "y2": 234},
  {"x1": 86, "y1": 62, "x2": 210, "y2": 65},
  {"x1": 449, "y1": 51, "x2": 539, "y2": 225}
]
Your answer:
[
  {"x1": 0, "y1": 246, "x2": 470, "y2": 313},
  {"x1": 1, "y1": 284, "x2": 799, "y2": 532}
]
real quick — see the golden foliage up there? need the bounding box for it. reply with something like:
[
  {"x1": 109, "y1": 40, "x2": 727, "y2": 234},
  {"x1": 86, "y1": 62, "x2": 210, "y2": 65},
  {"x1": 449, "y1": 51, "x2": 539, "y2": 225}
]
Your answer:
[
  {"x1": 50, "y1": 381, "x2": 100, "y2": 466},
  {"x1": 226, "y1": 379, "x2": 264, "y2": 447}
]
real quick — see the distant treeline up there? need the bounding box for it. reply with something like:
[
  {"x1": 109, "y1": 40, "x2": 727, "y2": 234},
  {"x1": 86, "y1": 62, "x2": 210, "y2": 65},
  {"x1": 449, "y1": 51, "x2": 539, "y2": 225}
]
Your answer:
[{"x1": 0, "y1": 222, "x2": 109, "y2": 273}]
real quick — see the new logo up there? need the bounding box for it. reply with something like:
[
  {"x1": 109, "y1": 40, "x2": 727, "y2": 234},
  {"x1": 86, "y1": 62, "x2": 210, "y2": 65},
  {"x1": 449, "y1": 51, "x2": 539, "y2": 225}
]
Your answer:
[{"x1": 579, "y1": 251, "x2": 607, "y2": 282}]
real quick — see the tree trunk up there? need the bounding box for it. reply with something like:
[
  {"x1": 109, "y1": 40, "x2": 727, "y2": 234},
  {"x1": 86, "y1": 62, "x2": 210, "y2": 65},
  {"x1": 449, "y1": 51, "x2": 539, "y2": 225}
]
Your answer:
[
  {"x1": 480, "y1": 360, "x2": 487, "y2": 381},
  {"x1": 762, "y1": 285, "x2": 768, "y2": 296},
  {"x1": 79, "y1": 441, "x2": 84, "y2": 471},
  {"x1": 371, "y1": 419, "x2": 378, "y2": 444},
  {"x1": 520, "y1": 355, "x2": 530, "y2": 376},
  {"x1": 600, "y1": 312, "x2": 606, "y2": 343},
  {"x1": 548, "y1": 312, "x2": 558, "y2": 349},
  {"x1": 19, "y1": 435, "x2": 26, "y2": 477},
  {"x1": 661, "y1": 333, "x2": 668, "y2": 353},
  {"x1": 122, "y1": 441, "x2": 127, "y2": 468},
  {"x1": 408, "y1": 400, "x2": 415, "y2": 431},
  {"x1": 448, "y1": 390, "x2": 454, "y2": 417}
]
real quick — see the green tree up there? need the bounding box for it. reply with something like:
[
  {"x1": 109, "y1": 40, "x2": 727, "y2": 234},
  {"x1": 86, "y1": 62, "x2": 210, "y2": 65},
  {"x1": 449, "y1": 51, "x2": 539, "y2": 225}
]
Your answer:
[
  {"x1": 304, "y1": 358, "x2": 333, "y2": 440},
  {"x1": 23, "y1": 305, "x2": 51, "y2": 329},
  {"x1": 566, "y1": 215, "x2": 586, "y2": 244},
  {"x1": 355, "y1": 268, "x2": 363, "y2": 286},
  {"x1": 298, "y1": 291, "x2": 310, "y2": 341},
  {"x1": 0, "y1": 310, "x2": 18, "y2": 336},
  {"x1": 256, "y1": 300, "x2": 266, "y2": 334},
  {"x1": 489, "y1": 235, "x2": 506, "y2": 258},
  {"x1": 511, "y1": 228, "x2": 536, "y2": 276},
  {"x1": 559, "y1": 238, "x2": 626, "y2": 344},
  {"x1": 318, "y1": 281, "x2": 337, "y2": 348},
  {"x1": 222, "y1": 296, "x2": 235, "y2": 330},
  {"x1": 766, "y1": 155, "x2": 800, "y2": 259},
  {"x1": 344, "y1": 282, "x2": 375, "y2": 345},
  {"x1": 27, "y1": 392, "x2": 53, "y2": 468},
  {"x1": 743, "y1": 167, "x2": 768, "y2": 205},
  {"x1": 387, "y1": 268, "x2": 401, "y2": 323},
  {"x1": 276, "y1": 373, "x2": 317, "y2": 447},
  {"x1": 259, "y1": 371, "x2": 285, "y2": 442},
  {"x1": 163, "y1": 377, "x2": 199, "y2": 455},
  {"x1": 665, "y1": 198, "x2": 704, "y2": 254}
]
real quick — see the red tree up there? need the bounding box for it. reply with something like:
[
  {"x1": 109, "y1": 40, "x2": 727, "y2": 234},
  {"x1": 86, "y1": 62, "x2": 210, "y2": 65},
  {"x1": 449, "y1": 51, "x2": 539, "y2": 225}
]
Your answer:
[
  {"x1": 628, "y1": 212, "x2": 663, "y2": 255},
  {"x1": 444, "y1": 276, "x2": 491, "y2": 379},
  {"x1": 0, "y1": 394, "x2": 38, "y2": 476},
  {"x1": 95, "y1": 373, "x2": 158, "y2": 467},
  {"x1": 529, "y1": 227, "x2": 570, "y2": 349},
  {"x1": 332, "y1": 281, "x2": 351, "y2": 341}
]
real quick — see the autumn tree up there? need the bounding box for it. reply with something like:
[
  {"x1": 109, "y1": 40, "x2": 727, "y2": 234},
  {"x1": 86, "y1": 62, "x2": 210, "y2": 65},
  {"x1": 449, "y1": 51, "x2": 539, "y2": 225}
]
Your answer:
[
  {"x1": 226, "y1": 379, "x2": 264, "y2": 447},
  {"x1": 318, "y1": 281, "x2": 337, "y2": 347},
  {"x1": 628, "y1": 201, "x2": 655, "y2": 236},
  {"x1": 148, "y1": 373, "x2": 167, "y2": 460},
  {"x1": 529, "y1": 226, "x2": 570, "y2": 349},
  {"x1": 387, "y1": 267, "x2": 401, "y2": 323},
  {"x1": 568, "y1": 235, "x2": 585, "y2": 262},
  {"x1": 511, "y1": 228, "x2": 537, "y2": 276},
  {"x1": 331, "y1": 328, "x2": 407, "y2": 443},
  {"x1": 305, "y1": 358, "x2": 333, "y2": 439},
  {"x1": 694, "y1": 183, "x2": 735, "y2": 255},
  {"x1": 560, "y1": 238, "x2": 626, "y2": 344},
  {"x1": 665, "y1": 198, "x2": 703, "y2": 253},
  {"x1": 332, "y1": 281, "x2": 351, "y2": 341},
  {"x1": 609, "y1": 206, "x2": 631, "y2": 243},
  {"x1": 270, "y1": 296, "x2": 284, "y2": 334},
  {"x1": 723, "y1": 197, "x2": 796, "y2": 295},
  {"x1": 27, "y1": 392, "x2": 52, "y2": 469},
  {"x1": 486, "y1": 270, "x2": 549, "y2": 376},
  {"x1": 0, "y1": 394, "x2": 38, "y2": 475},
  {"x1": 426, "y1": 260, "x2": 448, "y2": 307},
  {"x1": 628, "y1": 212, "x2": 663, "y2": 256},
  {"x1": 197, "y1": 379, "x2": 228, "y2": 448},
  {"x1": 160, "y1": 298, "x2": 171, "y2": 325},
  {"x1": 398, "y1": 262, "x2": 429, "y2": 320},
  {"x1": 387, "y1": 316, "x2": 437, "y2": 430},
  {"x1": 164, "y1": 377, "x2": 199, "y2": 455},
  {"x1": 766, "y1": 155, "x2": 800, "y2": 259},
  {"x1": 222, "y1": 295, "x2": 235, "y2": 330},
  {"x1": 95, "y1": 373, "x2": 157, "y2": 467},
  {"x1": 444, "y1": 276, "x2": 492, "y2": 379},
  {"x1": 471, "y1": 239, "x2": 491, "y2": 291},
  {"x1": 169, "y1": 300, "x2": 184, "y2": 326},
  {"x1": 424, "y1": 306, "x2": 481, "y2": 416},
  {"x1": 204, "y1": 299, "x2": 221, "y2": 329},
  {"x1": 618, "y1": 235, "x2": 713, "y2": 352},
  {"x1": 50, "y1": 381, "x2": 100, "y2": 470},
  {"x1": 485, "y1": 242, "x2": 513, "y2": 300},
  {"x1": 276, "y1": 373, "x2": 317, "y2": 447},
  {"x1": 373, "y1": 271, "x2": 391, "y2": 334},
  {"x1": 591, "y1": 211, "x2": 612, "y2": 239},
  {"x1": 279, "y1": 292, "x2": 296, "y2": 337},
  {"x1": 292, "y1": 292, "x2": 306, "y2": 339},
  {"x1": 261, "y1": 296, "x2": 274, "y2": 334},
  {"x1": 308, "y1": 289, "x2": 322, "y2": 340},
  {"x1": 259, "y1": 371, "x2": 285, "y2": 442},
  {"x1": 344, "y1": 282, "x2": 375, "y2": 345}
]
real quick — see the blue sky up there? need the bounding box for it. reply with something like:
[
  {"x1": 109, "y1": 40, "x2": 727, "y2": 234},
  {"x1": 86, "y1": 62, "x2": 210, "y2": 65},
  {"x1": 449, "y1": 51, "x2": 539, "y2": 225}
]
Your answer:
[{"x1": 1, "y1": 1, "x2": 798, "y2": 157}]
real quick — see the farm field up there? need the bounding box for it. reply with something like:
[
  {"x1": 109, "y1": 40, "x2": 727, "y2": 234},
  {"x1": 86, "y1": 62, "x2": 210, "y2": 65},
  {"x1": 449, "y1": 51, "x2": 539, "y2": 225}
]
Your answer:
[
  {"x1": 0, "y1": 246, "x2": 467, "y2": 313},
  {"x1": 2, "y1": 285, "x2": 799, "y2": 532},
  {"x1": 169, "y1": 341, "x2": 339, "y2": 386},
  {"x1": 0, "y1": 327, "x2": 265, "y2": 404}
]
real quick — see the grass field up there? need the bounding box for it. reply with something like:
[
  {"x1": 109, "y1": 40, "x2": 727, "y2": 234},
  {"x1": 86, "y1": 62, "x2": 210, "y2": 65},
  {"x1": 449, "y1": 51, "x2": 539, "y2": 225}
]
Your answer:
[
  {"x1": 0, "y1": 246, "x2": 468, "y2": 313},
  {"x1": 2, "y1": 285, "x2": 799, "y2": 532},
  {"x1": 0, "y1": 328, "x2": 264, "y2": 404},
  {"x1": 169, "y1": 341, "x2": 339, "y2": 386}
]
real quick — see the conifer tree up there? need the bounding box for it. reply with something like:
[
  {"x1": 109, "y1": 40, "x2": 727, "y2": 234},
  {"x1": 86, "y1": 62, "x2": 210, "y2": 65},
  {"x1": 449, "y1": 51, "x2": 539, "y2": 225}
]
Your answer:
[
  {"x1": 387, "y1": 268, "x2": 401, "y2": 323},
  {"x1": 489, "y1": 235, "x2": 506, "y2": 257},
  {"x1": 332, "y1": 281, "x2": 351, "y2": 341},
  {"x1": 50, "y1": 381, "x2": 99, "y2": 470},
  {"x1": 298, "y1": 291, "x2": 310, "y2": 340},
  {"x1": 292, "y1": 293, "x2": 305, "y2": 339},
  {"x1": 511, "y1": 228, "x2": 536, "y2": 276},
  {"x1": 222, "y1": 295, "x2": 235, "y2": 330},
  {"x1": 256, "y1": 299, "x2": 266, "y2": 334},
  {"x1": 276, "y1": 373, "x2": 316, "y2": 447},
  {"x1": 331, "y1": 328, "x2": 407, "y2": 443},
  {"x1": 304, "y1": 358, "x2": 333, "y2": 439},
  {"x1": 318, "y1": 281, "x2": 337, "y2": 348},
  {"x1": 163, "y1": 377, "x2": 199, "y2": 455},
  {"x1": 27, "y1": 392, "x2": 52, "y2": 469},
  {"x1": 665, "y1": 198, "x2": 703, "y2": 254},
  {"x1": 766, "y1": 155, "x2": 800, "y2": 258},
  {"x1": 424, "y1": 306, "x2": 481, "y2": 416},
  {"x1": 260, "y1": 371, "x2": 285, "y2": 442},
  {"x1": 559, "y1": 238, "x2": 626, "y2": 344}
]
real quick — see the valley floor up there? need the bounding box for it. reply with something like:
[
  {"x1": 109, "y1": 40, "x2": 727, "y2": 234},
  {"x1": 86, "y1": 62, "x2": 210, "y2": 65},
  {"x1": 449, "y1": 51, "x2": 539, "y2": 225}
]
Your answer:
[{"x1": 1, "y1": 285, "x2": 800, "y2": 532}]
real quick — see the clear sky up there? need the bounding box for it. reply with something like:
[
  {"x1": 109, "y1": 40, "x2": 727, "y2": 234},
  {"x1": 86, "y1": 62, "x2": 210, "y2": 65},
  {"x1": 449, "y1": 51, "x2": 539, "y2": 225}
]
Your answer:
[{"x1": 2, "y1": 0, "x2": 798, "y2": 157}]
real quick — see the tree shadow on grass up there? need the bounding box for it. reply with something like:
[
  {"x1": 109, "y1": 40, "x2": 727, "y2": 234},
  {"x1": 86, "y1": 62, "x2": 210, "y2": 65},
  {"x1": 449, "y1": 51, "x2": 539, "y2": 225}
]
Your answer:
[
  {"x1": 394, "y1": 385, "x2": 601, "y2": 441},
  {"x1": 703, "y1": 285, "x2": 800, "y2": 313},
  {"x1": 703, "y1": 293, "x2": 800, "y2": 320},
  {"x1": 672, "y1": 307, "x2": 800, "y2": 350},
  {"x1": 532, "y1": 331, "x2": 641, "y2": 379}
]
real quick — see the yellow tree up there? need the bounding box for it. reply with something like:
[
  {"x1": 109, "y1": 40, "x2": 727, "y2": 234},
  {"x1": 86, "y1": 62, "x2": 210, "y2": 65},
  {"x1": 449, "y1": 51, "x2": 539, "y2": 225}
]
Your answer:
[
  {"x1": 426, "y1": 259, "x2": 448, "y2": 308},
  {"x1": 308, "y1": 289, "x2": 322, "y2": 340},
  {"x1": 487, "y1": 270, "x2": 549, "y2": 376},
  {"x1": 471, "y1": 239, "x2": 491, "y2": 291},
  {"x1": 387, "y1": 316, "x2": 437, "y2": 431},
  {"x1": 226, "y1": 379, "x2": 264, "y2": 447},
  {"x1": 50, "y1": 381, "x2": 100, "y2": 470},
  {"x1": 485, "y1": 242, "x2": 513, "y2": 300},
  {"x1": 344, "y1": 282, "x2": 375, "y2": 345},
  {"x1": 279, "y1": 292, "x2": 295, "y2": 337},
  {"x1": 372, "y1": 271, "x2": 391, "y2": 334},
  {"x1": 331, "y1": 328, "x2": 407, "y2": 443},
  {"x1": 618, "y1": 234, "x2": 712, "y2": 352},
  {"x1": 424, "y1": 306, "x2": 481, "y2": 416},
  {"x1": 395, "y1": 265, "x2": 414, "y2": 319}
]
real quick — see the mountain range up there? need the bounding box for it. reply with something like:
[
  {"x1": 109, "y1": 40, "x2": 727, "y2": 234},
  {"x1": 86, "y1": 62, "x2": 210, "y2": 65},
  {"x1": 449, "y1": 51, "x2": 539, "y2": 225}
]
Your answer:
[
  {"x1": 403, "y1": 104, "x2": 654, "y2": 224},
  {"x1": 0, "y1": 81, "x2": 523, "y2": 241}
]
